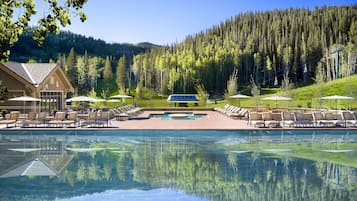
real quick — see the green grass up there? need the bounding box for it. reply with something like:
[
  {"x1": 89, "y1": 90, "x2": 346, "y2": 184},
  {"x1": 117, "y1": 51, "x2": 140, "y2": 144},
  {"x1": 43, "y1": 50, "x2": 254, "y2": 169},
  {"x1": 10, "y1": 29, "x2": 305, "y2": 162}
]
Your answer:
[
  {"x1": 224, "y1": 142, "x2": 357, "y2": 168},
  {"x1": 135, "y1": 75, "x2": 357, "y2": 109},
  {"x1": 241, "y1": 75, "x2": 357, "y2": 109}
]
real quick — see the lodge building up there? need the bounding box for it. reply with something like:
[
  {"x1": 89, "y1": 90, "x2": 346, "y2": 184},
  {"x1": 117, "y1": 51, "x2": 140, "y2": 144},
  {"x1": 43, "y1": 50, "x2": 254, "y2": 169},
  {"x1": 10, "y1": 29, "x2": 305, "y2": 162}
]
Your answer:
[{"x1": 0, "y1": 61, "x2": 74, "y2": 112}]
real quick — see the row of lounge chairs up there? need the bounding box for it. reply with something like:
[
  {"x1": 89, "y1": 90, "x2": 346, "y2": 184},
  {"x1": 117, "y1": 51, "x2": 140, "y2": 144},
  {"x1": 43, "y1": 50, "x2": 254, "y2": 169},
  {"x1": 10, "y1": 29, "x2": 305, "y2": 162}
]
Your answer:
[
  {"x1": 111, "y1": 105, "x2": 142, "y2": 120},
  {"x1": 248, "y1": 111, "x2": 357, "y2": 128},
  {"x1": 214, "y1": 104, "x2": 249, "y2": 119},
  {"x1": 0, "y1": 111, "x2": 20, "y2": 128},
  {"x1": 0, "y1": 104, "x2": 143, "y2": 128},
  {"x1": 0, "y1": 110, "x2": 112, "y2": 128}
]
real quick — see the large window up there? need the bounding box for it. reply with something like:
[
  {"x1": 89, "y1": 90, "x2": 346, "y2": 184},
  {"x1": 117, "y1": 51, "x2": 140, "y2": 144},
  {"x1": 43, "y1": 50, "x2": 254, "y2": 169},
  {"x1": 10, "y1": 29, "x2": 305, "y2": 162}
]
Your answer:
[{"x1": 40, "y1": 91, "x2": 63, "y2": 112}]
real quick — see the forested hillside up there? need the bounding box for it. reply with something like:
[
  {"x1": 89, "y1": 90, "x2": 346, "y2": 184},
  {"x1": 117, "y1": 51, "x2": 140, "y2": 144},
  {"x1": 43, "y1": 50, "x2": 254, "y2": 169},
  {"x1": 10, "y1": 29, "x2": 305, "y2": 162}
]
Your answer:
[
  {"x1": 9, "y1": 28, "x2": 154, "y2": 62},
  {"x1": 132, "y1": 6, "x2": 357, "y2": 96},
  {"x1": 8, "y1": 6, "x2": 356, "y2": 99}
]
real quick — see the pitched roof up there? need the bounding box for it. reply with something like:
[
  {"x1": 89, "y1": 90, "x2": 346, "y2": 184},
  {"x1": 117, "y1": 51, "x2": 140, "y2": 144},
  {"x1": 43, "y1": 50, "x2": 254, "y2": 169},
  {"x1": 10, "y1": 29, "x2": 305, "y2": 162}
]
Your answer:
[
  {"x1": 0, "y1": 158, "x2": 57, "y2": 178},
  {"x1": 2, "y1": 61, "x2": 57, "y2": 86}
]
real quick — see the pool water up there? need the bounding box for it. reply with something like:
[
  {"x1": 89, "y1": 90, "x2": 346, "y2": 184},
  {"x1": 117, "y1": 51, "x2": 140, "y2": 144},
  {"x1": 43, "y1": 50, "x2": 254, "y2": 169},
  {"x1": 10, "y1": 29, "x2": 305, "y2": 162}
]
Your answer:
[
  {"x1": 0, "y1": 130, "x2": 356, "y2": 201},
  {"x1": 149, "y1": 112, "x2": 207, "y2": 120}
]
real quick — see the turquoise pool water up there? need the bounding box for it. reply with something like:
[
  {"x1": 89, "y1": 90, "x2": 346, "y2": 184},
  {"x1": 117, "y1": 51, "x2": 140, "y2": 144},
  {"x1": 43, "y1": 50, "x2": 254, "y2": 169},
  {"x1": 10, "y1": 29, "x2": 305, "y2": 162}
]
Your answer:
[
  {"x1": 0, "y1": 130, "x2": 356, "y2": 201},
  {"x1": 149, "y1": 112, "x2": 207, "y2": 120}
]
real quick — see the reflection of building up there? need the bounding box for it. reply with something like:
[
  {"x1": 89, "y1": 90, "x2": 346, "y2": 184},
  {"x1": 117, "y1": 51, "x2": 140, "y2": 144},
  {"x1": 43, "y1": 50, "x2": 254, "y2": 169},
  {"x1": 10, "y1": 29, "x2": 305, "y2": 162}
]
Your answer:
[
  {"x1": 0, "y1": 139, "x2": 73, "y2": 178},
  {"x1": 0, "y1": 61, "x2": 73, "y2": 112}
]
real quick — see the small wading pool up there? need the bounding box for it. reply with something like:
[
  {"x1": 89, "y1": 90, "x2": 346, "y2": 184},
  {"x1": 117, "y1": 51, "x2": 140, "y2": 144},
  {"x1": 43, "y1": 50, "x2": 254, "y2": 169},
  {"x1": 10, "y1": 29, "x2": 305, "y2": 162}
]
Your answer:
[{"x1": 149, "y1": 112, "x2": 207, "y2": 120}]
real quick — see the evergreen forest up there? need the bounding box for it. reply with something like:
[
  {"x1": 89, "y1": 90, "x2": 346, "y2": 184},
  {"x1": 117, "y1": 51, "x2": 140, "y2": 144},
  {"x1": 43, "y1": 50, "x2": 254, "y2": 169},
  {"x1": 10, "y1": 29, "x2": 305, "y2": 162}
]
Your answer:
[
  {"x1": 9, "y1": 28, "x2": 155, "y2": 63},
  {"x1": 132, "y1": 5, "x2": 357, "y2": 97},
  {"x1": 8, "y1": 6, "x2": 357, "y2": 99}
]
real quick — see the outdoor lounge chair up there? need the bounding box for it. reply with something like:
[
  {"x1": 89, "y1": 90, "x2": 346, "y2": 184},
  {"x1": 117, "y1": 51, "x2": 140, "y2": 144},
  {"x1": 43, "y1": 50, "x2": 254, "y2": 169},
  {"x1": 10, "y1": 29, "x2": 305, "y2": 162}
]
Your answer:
[
  {"x1": 224, "y1": 105, "x2": 236, "y2": 115},
  {"x1": 226, "y1": 107, "x2": 244, "y2": 118},
  {"x1": 48, "y1": 112, "x2": 66, "y2": 127},
  {"x1": 323, "y1": 112, "x2": 344, "y2": 127},
  {"x1": 119, "y1": 105, "x2": 142, "y2": 118},
  {"x1": 37, "y1": 112, "x2": 49, "y2": 126},
  {"x1": 293, "y1": 112, "x2": 313, "y2": 127},
  {"x1": 230, "y1": 108, "x2": 249, "y2": 119},
  {"x1": 312, "y1": 112, "x2": 330, "y2": 127},
  {"x1": 352, "y1": 111, "x2": 357, "y2": 122},
  {"x1": 112, "y1": 108, "x2": 129, "y2": 121},
  {"x1": 96, "y1": 111, "x2": 111, "y2": 127},
  {"x1": 281, "y1": 112, "x2": 295, "y2": 127},
  {"x1": 340, "y1": 111, "x2": 357, "y2": 127},
  {"x1": 214, "y1": 104, "x2": 230, "y2": 113},
  {"x1": 262, "y1": 112, "x2": 280, "y2": 127},
  {"x1": 0, "y1": 111, "x2": 20, "y2": 128},
  {"x1": 248, "y1": 112, "x2": 265, "y2": 128},
  {"x1": 81, "y1": 111, "x2": 98, "y2": 127},
  {"x1": 219, "y1": 105, "x2": 233, "y2": 115},
  {"x1": 21, "y1": 112, "x2": 40, "y2": 127},
  {"x1": 61, "y1": 111, "x2": 77, "y2": 127}
]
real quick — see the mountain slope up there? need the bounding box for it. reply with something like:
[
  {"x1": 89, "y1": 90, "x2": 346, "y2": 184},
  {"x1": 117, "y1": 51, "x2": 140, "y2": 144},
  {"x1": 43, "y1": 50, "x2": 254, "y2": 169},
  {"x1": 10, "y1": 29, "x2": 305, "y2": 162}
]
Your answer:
[
  {"x1": 9, "y1": 29, "x2": 159, "y2": 62},
  {"x1": 132, "y1": 5, "x2": 357, "y2": 95}
]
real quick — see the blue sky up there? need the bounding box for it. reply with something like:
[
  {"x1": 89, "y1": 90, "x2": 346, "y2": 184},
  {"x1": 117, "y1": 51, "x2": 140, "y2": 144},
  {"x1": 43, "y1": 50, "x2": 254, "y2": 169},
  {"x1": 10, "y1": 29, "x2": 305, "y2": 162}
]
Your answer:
[{"x1": 39, "y1": 0, "x2": 356, "y2": 45}]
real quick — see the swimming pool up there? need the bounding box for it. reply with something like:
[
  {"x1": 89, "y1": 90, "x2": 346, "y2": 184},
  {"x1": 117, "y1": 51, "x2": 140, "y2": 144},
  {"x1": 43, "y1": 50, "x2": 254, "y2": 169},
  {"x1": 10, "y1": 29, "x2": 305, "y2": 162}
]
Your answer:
[
  {"x1": 0, "y1": 129, "x2": 356, "y2": 201},
  {"x1": 149, "y1": 112, "x2": 207, "y2": 120}
]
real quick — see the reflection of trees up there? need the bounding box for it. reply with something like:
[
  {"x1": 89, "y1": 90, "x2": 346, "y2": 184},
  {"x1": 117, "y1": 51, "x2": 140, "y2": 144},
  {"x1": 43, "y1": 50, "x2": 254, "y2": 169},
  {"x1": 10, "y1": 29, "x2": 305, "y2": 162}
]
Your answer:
[
  {"x1": 316, "y1": 161, "x2": 357, "y2": 194},
  {"x1": 52, "y1": 140, "x2": 357, "y2": 201},
  {"x1": 125, "y1": 140, "x2": 357, "y2": 201},
  {"x1": 2, "y1": 138, "x2": 356, "y2": 201},
  {"x1": 226, "y1": 151, "x2": 238, "y2": 172}
]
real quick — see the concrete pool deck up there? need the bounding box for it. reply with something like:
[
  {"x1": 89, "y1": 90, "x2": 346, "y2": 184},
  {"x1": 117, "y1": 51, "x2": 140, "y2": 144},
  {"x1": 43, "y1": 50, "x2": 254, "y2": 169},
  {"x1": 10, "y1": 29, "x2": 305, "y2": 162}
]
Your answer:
[
  {"x1": 112, "y1": 110, "x2": 251, "y2": 130},
  {"x1": 0, "y1": 110, "x2": 253, "y2": 130},
  {"x1": 1, "y1": 110, "x2": 356, "y2": 130}
]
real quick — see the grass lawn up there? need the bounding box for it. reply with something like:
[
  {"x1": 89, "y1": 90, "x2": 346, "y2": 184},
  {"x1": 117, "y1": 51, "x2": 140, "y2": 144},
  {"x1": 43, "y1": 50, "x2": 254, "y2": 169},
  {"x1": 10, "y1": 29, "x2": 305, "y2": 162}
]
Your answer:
[
  {"x1": 136, "y1": 75, "x2": 357, "y2": 110},
  {"x1": 224, "y1": 142, "x2": 357, "y2": 168}
]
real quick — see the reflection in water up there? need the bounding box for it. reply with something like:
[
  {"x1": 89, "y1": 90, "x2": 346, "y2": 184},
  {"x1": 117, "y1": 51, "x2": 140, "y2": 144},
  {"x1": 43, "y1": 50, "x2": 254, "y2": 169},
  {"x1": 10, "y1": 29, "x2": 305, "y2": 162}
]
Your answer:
[
  {"x1": 0, "y1": 130, "x2": 356, "y2": 201},
  {"x1": 55, "y1": 188, "x2": 206, "y2": 201}
]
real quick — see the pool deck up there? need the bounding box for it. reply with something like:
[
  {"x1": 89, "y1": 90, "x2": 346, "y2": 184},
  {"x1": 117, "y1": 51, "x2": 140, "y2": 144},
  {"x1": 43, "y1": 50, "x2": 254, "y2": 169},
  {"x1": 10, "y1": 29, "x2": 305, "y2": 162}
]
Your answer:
[
  {"x1": 113, "y1": 110, "x2": 251, "y2": 130},
  {"x1": 0, "y1": 110, "x2": 356, "y2": 130}
]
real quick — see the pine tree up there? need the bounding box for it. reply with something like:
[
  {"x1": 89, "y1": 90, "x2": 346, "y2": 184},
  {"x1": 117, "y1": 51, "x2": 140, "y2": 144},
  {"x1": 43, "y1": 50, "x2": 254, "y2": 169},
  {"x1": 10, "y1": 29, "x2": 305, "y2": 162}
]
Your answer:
[
  {"x1": 65, "y1": 47, "x2": 78, "y2": 88},
  {"x1": 116, "y1": 55, "x2": 127, "y2": 93},
  {"x1": 103, "y1": 56, "x2": 112, "y2": 97}
]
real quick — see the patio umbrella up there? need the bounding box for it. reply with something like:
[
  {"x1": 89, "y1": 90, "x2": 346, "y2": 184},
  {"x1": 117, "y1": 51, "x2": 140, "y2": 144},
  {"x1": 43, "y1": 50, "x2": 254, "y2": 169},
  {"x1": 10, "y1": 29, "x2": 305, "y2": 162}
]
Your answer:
[
  {"x1": 66, "y1": 96, "x2": 105, "y2": 110},
  {"x1": 8, "y1": 96, "x2": 41, "y2": 102},
  {"x1": 262, "y1": 95, "x2": 292, "y2": 108},
  {"x1": 106, "y1": 99, "x2": 121, "y2": 103},
  {"x1": 66, "y1": 96, "x2": 101, "y2": 103},
  {"x1": 8, "y1": 96, "x2": 41, "y2": 113},
  {"x1": 110, "y1": 94, "x2": 132, "y2": 99},
  {"x1": 110, "y1": 94, "x2": 133, "y2": 104},
  {"x1": 94, "y1": 98, "x2": 107, "y2": 102},
  {"x1": 320, "y1": 95, "x2": 354, "y2": 109},
  {"x1": 229, "y1": 94, "x2": 251, "y2": 106}
]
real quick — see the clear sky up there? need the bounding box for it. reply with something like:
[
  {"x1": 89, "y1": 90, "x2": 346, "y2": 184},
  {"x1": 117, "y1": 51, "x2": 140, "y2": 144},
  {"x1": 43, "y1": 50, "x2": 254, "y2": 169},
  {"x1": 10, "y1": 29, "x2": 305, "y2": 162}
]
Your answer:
[{"x1": 44, "y1": 0, "x2": 356, "y2": 45}]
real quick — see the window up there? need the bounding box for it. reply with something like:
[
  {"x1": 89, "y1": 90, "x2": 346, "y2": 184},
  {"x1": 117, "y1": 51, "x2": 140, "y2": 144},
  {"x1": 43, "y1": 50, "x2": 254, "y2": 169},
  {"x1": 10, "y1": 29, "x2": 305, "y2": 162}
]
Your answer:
[{"x1": 40, "y1": 91, "x2": 63, "y2": 112}]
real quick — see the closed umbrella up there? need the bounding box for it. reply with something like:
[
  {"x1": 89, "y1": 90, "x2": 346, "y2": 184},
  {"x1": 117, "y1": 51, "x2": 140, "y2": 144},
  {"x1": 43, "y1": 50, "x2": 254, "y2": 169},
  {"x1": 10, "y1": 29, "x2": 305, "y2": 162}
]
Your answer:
[
  {"x1": 320, "y1": 95, "x2": 354, "y2": 109},
  {"x1": 262, "y1": 95, "x2": 292, "y2": 108},
  {"x1": 8, "y1": 96, "x2": 41, "y2": 113},
  {"x1": 229, "y1": 94, "x2": 251, "y2": 106}
]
